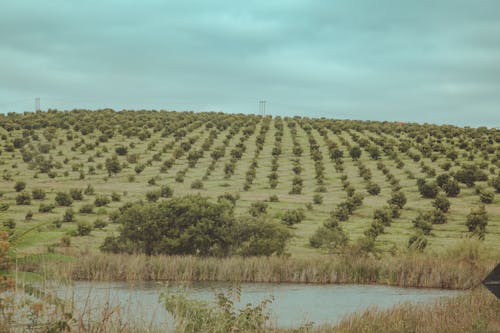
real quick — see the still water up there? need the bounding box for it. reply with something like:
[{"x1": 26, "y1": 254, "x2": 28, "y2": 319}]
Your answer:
[{"x1": 54, "y1": 281, "x2": 461, "y2": 328}]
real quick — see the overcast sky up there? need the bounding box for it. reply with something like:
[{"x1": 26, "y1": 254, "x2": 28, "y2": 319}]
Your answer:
[{"x1": 0, "y1": 1, "x2": 499, "y2": 126}]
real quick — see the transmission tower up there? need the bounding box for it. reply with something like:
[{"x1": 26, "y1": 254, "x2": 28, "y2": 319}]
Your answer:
[
  {"x1": 259, "y1": 100, "x2": 266, "y2": 116},
  {"x1": 35, "y1": 97, "x2": 40, "y2": 111}
]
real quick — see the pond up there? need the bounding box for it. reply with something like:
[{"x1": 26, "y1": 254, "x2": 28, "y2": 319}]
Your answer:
[{"x1": 53, "y1": 281, "x2": 462, "y2": 328}]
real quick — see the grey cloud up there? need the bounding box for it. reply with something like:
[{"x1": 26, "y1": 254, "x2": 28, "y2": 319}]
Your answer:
[{"x1": 0, "y1": 0, "x2": 499, "y2": 126}]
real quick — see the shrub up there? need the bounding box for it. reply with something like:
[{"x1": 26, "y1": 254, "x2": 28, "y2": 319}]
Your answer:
[
  {"x1": 62, "y1": 208, "x2": 75, "y2": 222},
  {"x1": 429, "y1": 209, "x2": 447, "y2": 224},
  {"x1": 373, "y1": 208, "x2": 392, "y2": 226},
  {"x1": 268, "y1": 194, "x2": 279, "y2": 202},
  {"x1": 364, "y1": 220, "x2": 385, "y2": 239},
  {"x1": 84, "y1": 184, "x2": 95, "y2": 195},
  {"x1": 433, "y1": 194, "x2": 450, "y2": 212},
  {"x1": 309, "y1": 226, "x2": 348, "y2": 251},
  {"x1": 417, "y1": 180, "x2": 439, "y2": 199},
  {"x1": 232, "y1": 217, "x2": 291, "y2": 256},
  {"x1": 412, "y1": 213, "x2": 432, "y2": 235},
  {"x1": 31, "y1": 188, "x2": 46, "y2": 200},
  {"x1": 3, "y1": 219, "x2": 15, "y2": 229},
  {"x1": 281, "y1": 208, "x2": 306, "y2": 226},
  {"x1": 408, "y1": 232, "x2": 427, "y2": 251},
  {"x1": 94, "y1": 195, "x2": 110, "y2": 207},
  {"x1": 60, "y1": 236, "x2": 71, "y2": 247},
  {"x1": 52, "y1": 219, "x2": 62, "y2": 228},
  {"x1": 115, "y1": 146, "x2": 128, "y2": 156},
  {"x1": 454, "y1": 164, "x2": 488, "y2": 187},
  {"x1": 248, "y1": 201, "x2": 268, "y2": 217},
  {"x1": 332, "y1": 206, "x2": 350, "y2": 222},
  {"x1": 69, "y1": 188, "x2": 84, "y2": 200},
  {"x1": 160, "y1": 185, "x2": 174, "y2": 198},
  {"x1": 349, "y1": 146, "x2": 361, "y2": 160},
  {"x1": 465, "y1": 206, "x2": 488, "y2": 240},
  {"x1": 479, "y1": 190, "x2": 494, "y2": 204},
  {"x1": 366, "y1": 182, "x2": 381, "y2": 196},
  {"x1": 39, "y1": 203, "x2": 55, "y2": 213},
  {"x1": 16, "y1": 191, "x2": 31, "y2": 205},
  {"x1": 135, "y1": 164, "x2": 145, "y2": 174},
  {"x1": 146, "y1": 190, "x2": 160, "y2": 202},
  {"x1": 76, "y1": 221, "x2": 93, "y2": 236},
  {"x1": 491, "y1": 175, "x2": 500, "y2": 193},
  {"x1": 111, "y1": 192, "x2": 121, "y2": 202},
  {"x1": 93, "y1": 218, "x2": 108, "y2": 229},
  {"x1": 312, "y1": 194, "x2": 323, "y2": 205},
  {"x1": 79, "y1": 204, "x2": 94, "y2": 214},
  {"x1": 55, "y1": 192, "x2": 73, "y2": 206},
  {"x1": 191, "y1": 179, "x2": 204, "y2": 189},
  {"x1": 105, "y1": 154, "x2": 121, "y2": 176},
  {"x1": 25, "y1": 210, "x2": 33, "y2": 221},
  {"x1": 443, "y1": 179, "x2": 460, "y2": 197},
  {"x1": 388, "y1": 191, "x2": 406, "y2": 209},
  {"x1": 14, "y1": 181, "x2": 26, "y2": 192}
]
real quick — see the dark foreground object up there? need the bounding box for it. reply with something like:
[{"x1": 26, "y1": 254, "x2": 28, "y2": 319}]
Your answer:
[{"x1": 483, "y1": 263, "x2": 500, "y2": 298}]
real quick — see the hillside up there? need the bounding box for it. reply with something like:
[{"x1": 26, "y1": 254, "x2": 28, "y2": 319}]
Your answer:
[{"x1": 0, "y1": 110, "x2": 499, "y2": 257}]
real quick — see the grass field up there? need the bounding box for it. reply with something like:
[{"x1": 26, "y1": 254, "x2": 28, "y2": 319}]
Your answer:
[{"x1": 0, "y1": 110, "x2": 499, "y2": 259}]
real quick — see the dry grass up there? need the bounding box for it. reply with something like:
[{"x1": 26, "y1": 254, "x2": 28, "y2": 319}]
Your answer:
[{"x1": 310, "y1": 289, "x2": 500, "y2": 333}]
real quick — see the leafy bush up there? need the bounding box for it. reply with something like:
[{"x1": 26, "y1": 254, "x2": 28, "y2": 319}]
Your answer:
[
  {"x1": 69, "y1": 188, "x2": 84, "y2": 200},
  {"x1": 454, "y1": 164, "x2": 488, "y2": 187},
  {"x1": 93, "y1": 218, "x2": 107, "y2": 229},
  {"x1": 94, "y1": 195, "x2": 110, "y2": 207},
  {"x1": 373, "y1": 208, "x2": 392, "y2": 226},
  {"x1": 14, "y1": 181, "x2": 26, "y2": 192},
  {"x1": 268, "y1": 194, "x2": 279, "y2": 202},
  {"x1": 77, "y1": 204, "x2": 94, "y2": 214},
  {"x1": 443, "y1": 179, "x2": 460, "y2": 197},
  {"x1": 62, "y1": 208, "x2": 75, "y2": 222},
  {"x1": 111, "y1": 192, "x2": 121, "y2": 202},
  {"x1": 465, "y1": 206, "x2": 488, "y2": 240},
  {"x1": 160, "y1": 185, "x2": 174, "y2": 198},
  {"x1": 309, "y1": 225, "x2": 348, "y2": 251},
  {"x1": 281, "y1": 208, "x2": 306, "y2": 226},
  {"x1": 190, "y1": 179, "x2": 204, "y2": 189},
  {"x1": 364, "y1": 220, "x2": 385, "y2": 239},
  {"x1": 232, "y1": 217, "x2": 291, "y2": 256},
  {"x1": 312, "y1": 194, "x2": 323, "y2": 205},
  {"x1": 408, "y1": 232, "x2": 427, "y2": 251},
  {"x1": 349, "y1": 146, "x2": 361, "y2": 160},
  {"x1": 55, "y1": 192, "x2": 73, "y2": 206},
  {"x1": 388, "y1": 191, "x2": 406, "y2": 209},
  {"x1": 366, "y1": 182, "x2": 381, "y2": 196},
  {"x1": 76, "y1": 221, "x2": 93, "y2": 236},
  {"x1": 39, "y1": 203, "x2": 55, "y2": 213},
  {"x1": 479, "y1": 190, "x2": 494, "y2": 204},
  {"x1": 31, "y1": 188, "x2": 46, "y2": 200},
  {"x1": 146, "y1": 190, "x2": 160, "y2": 202},
  {"x1": 412, "y1": 212, "x2": 433, "y2": 235},
  {"x1": 115, "y1": 146, "x2": 128, "y2": 156},
  {"x1": 491, "y1": 175, "x2": 500, "y2": 193},
  {"x1": 84, "y1": 184, "x2": 95, "y2": 195},
  {"x1": 248, "y1": 201, "x2": 268, "y2": 217},
  {"x1": 433, "y1": 194, "x2": 451, "y2": 213},
  {"x1": 417, "y1": 180, "x2": 439, "y2": 199},
  {"x1": 161, "y1": 287, "x2": 273, "y2": 333},
  {"x1": 16, "y1": 191, "x2": 31, "y2": 205}
]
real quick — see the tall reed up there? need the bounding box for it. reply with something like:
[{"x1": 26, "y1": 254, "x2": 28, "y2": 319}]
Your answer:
[{"x1": 30, "y1": 252, "x2": 495, "y2": 290}]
